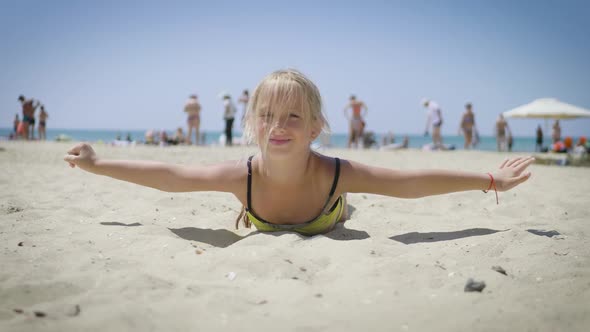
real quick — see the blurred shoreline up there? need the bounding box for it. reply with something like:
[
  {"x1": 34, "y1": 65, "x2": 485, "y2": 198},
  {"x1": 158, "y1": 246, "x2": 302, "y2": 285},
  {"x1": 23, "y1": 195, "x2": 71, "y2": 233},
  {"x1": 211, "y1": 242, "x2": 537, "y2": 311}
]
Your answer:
[{"x1": 0, "y1": 127, "x2": 565, "y2": 152}]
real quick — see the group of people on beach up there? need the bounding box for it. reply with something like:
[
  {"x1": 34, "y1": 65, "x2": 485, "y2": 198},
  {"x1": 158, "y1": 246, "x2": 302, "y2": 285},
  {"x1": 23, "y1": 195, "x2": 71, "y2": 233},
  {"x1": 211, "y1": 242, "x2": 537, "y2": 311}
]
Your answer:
[
  {"x1": 541, "y1": 120, "x2": 589, "y2": 154},
  {"x1": 12, "y1": 95, "x2": 49, "y2": 141},
  {"x1": 13, "y1": 89, "x2": 581, "y2": 155},
  {"x1": 422, "y1": 99, "x2": 515, "y2": 152},
  {"x1": 340, "y1": 97, "x2": 518, "y2": 152},
  {"x1": 181, "y1": 90, "x2": 249, "y2": 146}
]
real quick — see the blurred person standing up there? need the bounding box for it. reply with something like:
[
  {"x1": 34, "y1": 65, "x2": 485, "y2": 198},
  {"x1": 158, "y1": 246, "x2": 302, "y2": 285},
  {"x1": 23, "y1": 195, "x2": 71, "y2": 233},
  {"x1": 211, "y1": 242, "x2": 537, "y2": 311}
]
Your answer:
[
  {"x1": 422, "y1": 99, "x2": 443, "y2": 148},
  {"x1": 184, "y1": 95, "x2": 202, "y2": 145},
  {"x1": 223, "y1": 94, "x2": 236, "y2": 146},
  {"x1": 495, "y1": 114, "x2": 511, "y2": 152},
  {"x1": 459, "y1": 103, "x2": 477, "y2": 149},
  {"x1": 343, "y1": 95, "x2": 368, "y2": 148},
  {"x1": 552, "y1": 120, "x2": 561, "y2": 143},
  {"x1": 535, "y1": 125, "x2": 543, "y2": 152},
  {"x1": 238, "y1": 89, "x2": 249, "y2": 127},
  {"x1": 38, "y1": 105, "x2": 49, "y2": 140},
  {"x1": 18, "y1": 95, "x2": 40, "y2": 140},
  {"x1": 13, "y1": 114, "x2": 20, "y2": 139}
]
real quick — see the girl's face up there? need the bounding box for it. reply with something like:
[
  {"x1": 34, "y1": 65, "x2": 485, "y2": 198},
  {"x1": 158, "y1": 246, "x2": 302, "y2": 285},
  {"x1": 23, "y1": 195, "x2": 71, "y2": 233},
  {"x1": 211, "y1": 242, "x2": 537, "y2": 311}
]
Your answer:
[{"x1": 256, "y1": 104, "x2": 319, "y2": 155}]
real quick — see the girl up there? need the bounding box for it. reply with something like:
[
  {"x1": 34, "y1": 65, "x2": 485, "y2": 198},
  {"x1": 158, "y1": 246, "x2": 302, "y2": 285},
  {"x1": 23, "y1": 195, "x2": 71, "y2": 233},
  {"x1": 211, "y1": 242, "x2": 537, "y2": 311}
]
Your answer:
[{"x1": 64, "y1": 69, "x2": 533, "y2": 236}]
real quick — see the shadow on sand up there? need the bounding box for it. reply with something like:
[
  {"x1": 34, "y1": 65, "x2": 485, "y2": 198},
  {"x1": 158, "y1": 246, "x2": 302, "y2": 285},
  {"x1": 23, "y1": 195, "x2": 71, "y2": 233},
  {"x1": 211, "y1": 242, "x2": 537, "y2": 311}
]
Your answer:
[
  {"x1": 168, "y1": 227, "x2": 244, "y2": 248},
  {"x1": 526, "y1": 229, "x2": 562, "y2": 238},
  {"x1": 100, "y1": 222, "x2": 142, "y2": 227},
  {"x1": 168, "y1": 223, "x2": 370, "y2": 247},
  {"x1": 390, "y1": 228, "x2": 508, "y2": 245}
]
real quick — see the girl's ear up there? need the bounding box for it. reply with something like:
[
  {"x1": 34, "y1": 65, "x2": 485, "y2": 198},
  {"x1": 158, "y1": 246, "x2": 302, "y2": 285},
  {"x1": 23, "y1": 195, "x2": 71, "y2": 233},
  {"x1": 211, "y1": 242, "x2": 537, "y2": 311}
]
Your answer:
[
  {"x1": 310, "y1": 131, "x2": 318, "y2": 140},
  {"x1": 309, "y1": 121, "x2": 322, "y2": 140}
]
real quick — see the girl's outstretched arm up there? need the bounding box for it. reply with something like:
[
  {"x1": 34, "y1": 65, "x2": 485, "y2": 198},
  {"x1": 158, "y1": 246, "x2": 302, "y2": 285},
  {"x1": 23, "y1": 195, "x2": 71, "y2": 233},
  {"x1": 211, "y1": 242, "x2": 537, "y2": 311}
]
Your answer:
[
  {"x1": 342, "y1": 157, "x2": 534, "y2": 199},
  {"x1": 64, "y1": 143, "x2": 241, "y2": 193}
]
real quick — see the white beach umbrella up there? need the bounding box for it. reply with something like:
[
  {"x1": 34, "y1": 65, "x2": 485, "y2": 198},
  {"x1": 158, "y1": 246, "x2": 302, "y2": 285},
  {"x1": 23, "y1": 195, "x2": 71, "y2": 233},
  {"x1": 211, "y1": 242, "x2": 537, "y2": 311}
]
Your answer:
[
  {"x1": 503, "y1": 98, "x2": 590, "y2": 119},
  {"x1": 503, "y1": 98, "x2": 590, "y2": 144}
]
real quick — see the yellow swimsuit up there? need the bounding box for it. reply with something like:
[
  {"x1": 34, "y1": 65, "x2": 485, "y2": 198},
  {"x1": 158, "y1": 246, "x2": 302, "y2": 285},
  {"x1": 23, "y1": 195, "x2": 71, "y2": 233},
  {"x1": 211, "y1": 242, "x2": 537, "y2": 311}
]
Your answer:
[{"x1": 245, "y1": 156, "x2": 344, "y2": 236}]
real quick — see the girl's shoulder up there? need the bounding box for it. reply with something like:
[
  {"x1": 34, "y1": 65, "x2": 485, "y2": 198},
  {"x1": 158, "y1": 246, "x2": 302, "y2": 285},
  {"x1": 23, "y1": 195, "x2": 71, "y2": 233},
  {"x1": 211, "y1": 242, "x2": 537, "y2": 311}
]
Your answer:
[
  {"x1": 212, "y1": 158, "x2": 250, "y2": 196},
  {"x1": 311, "y1": 153, "x2": 348, "y2": 180}
]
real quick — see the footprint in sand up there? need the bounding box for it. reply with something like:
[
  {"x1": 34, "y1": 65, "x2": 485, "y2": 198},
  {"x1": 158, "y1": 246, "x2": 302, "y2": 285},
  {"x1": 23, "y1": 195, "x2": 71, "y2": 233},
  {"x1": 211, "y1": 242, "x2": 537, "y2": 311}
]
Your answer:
[{"x1": 4, "y1": 206, "x2": 24, "y2": 214}]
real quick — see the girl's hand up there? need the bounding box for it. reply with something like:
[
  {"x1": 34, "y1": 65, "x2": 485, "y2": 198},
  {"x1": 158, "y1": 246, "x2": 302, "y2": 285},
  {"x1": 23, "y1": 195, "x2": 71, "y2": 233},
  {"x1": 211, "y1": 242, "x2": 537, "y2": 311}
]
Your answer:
[
  {"x1": 64, "y1": 143, "x2": 98, "y2": 171},
  {"x1": 492, "y1": 157, "x2": 534, "y2": 191}
]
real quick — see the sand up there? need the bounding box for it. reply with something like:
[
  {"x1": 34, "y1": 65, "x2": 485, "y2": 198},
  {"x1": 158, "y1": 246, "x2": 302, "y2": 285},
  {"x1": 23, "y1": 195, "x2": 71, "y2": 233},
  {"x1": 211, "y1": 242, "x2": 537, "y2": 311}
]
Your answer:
[{"x1": 1, "y1": 141, "x2": 589, "y2": 331}]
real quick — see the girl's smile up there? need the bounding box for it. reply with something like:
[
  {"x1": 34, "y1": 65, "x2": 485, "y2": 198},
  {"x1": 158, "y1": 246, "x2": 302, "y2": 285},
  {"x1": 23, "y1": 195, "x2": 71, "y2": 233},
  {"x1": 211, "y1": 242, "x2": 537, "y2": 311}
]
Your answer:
[{"x1": 269, "y1": 137, "x2": 291, "y2": 145}]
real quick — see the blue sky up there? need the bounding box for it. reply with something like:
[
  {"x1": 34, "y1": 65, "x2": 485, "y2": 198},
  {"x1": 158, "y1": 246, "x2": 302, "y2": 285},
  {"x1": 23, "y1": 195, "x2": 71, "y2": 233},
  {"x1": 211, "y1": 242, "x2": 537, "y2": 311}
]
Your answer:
[{"x1": 1, "y1": 0, "x2": 589, "y2": 137}]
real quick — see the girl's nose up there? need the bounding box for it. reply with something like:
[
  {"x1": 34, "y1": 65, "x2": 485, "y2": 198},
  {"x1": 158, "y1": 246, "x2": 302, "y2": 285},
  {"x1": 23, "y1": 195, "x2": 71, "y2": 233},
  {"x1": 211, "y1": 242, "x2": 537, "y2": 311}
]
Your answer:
[
  {"x1": 271, "y1": 125, "x2": 287, "y2": 135},
  {"x1": 273, "y1": 117, "x2": 288, "y2": 129}
]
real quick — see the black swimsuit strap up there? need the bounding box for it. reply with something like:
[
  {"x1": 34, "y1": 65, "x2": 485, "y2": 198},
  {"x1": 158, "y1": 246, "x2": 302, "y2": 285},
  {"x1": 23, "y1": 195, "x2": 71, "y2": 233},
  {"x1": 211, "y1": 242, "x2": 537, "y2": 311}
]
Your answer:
[
  {"x1": 328, "y1": 158, "x2": 341, "y2": 197},
  {"x1": 246, "y1": 155, "x2": 254, "y2": 210},
  {"x1": 321, "y1": 158, "x2": 341, "y2": 211}
]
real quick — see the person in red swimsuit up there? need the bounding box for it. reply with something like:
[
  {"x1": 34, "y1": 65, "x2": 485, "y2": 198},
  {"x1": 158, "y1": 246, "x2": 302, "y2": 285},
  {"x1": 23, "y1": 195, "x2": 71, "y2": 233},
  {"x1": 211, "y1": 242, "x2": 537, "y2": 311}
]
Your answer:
[{"x1": 343, "y1": 95, "x2": 368, "y2": 148}]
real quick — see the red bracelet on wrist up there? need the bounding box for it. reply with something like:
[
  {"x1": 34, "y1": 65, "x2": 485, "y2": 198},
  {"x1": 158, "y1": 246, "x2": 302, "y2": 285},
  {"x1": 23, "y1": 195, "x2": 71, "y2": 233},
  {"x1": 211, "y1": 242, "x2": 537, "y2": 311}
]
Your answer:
[{"x1": 482, "y1": 172, "x2": 499, "y2": 205}]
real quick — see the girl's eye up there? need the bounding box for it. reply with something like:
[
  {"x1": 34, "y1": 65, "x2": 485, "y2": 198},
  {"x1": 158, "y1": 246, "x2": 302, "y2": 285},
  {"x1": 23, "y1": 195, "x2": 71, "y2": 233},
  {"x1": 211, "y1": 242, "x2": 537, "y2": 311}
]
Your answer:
[{"x1": 289, "y1": 113, "x2": 300, "y2": 118}]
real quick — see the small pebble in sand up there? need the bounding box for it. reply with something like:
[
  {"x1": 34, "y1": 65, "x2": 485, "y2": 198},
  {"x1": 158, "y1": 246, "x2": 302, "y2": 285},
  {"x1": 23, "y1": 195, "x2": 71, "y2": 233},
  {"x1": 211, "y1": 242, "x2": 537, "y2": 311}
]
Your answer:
[
  {"x1": 13, "y1": 308, "x2": 23, "y2": 314},
  {"x1": 33, "y1": 311, "x2": 46, "y2": 318},
  {"x1": 492, "y1": 266, "x2": 507, "y2": 276},
  {"x1": 18, "y1": 242, "x2": 24, "y2": 247},
  {"x1": 66, "y1": 304, "x2": 81, "y2": 317},
  {"x1": 464, "y1": 278, "x2": 486, "y2": 292}
]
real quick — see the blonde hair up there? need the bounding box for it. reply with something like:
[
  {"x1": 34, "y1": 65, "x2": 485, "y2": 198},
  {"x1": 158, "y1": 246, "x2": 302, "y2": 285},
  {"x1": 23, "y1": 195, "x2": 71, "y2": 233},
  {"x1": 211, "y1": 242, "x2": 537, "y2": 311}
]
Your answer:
[{"x1": 235, "y1": 69, "x2": 330, "y2": 229}]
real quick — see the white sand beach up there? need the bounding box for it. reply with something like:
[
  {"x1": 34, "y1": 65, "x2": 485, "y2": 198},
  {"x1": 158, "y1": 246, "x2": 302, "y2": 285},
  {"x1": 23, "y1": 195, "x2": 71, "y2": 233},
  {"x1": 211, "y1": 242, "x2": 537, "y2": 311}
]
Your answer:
[{"x1": 1, "y1": 141, "x2": 589, "y2": 331}]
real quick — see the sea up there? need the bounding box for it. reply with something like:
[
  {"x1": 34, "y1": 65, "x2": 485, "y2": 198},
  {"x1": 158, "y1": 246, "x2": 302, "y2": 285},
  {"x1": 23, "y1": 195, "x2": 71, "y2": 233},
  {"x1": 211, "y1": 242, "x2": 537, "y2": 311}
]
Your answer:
[{"x1": 0, "y1": 127, "x2": 554, "y2": 152}]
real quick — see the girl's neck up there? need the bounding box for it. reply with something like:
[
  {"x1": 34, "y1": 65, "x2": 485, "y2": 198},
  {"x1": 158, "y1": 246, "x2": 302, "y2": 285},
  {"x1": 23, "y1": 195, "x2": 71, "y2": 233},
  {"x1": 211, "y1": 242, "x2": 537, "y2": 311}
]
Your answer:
[{"x1": 258, "y1": 150, "x2": 314, "y2": 185}]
